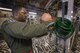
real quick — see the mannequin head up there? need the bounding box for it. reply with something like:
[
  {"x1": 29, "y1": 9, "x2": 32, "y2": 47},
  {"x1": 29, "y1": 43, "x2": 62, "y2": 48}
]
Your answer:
[{"x1": 41, "y1": 12, "x2": 56, "y2": 22}]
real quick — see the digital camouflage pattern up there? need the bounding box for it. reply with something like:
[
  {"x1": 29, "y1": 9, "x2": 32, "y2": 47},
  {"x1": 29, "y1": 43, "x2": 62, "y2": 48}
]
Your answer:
[
  {"x1": 0, "y1": 40, "x2": 11, "y2": 53},
  {"x1": 32, "y1": 32, "x2": 57, "y2": 53}
]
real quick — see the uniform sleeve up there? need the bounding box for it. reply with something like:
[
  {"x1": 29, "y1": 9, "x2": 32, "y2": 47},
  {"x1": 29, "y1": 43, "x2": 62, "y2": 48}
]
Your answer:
[{"x1": 2, "y1": 21, "x2": 48, "y2": 39}]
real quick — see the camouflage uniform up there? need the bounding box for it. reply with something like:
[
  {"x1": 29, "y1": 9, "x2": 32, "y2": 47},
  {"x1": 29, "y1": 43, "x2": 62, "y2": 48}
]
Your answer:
[{"x1": 0, "y1": 39, "x2": 11, "y2": 53}]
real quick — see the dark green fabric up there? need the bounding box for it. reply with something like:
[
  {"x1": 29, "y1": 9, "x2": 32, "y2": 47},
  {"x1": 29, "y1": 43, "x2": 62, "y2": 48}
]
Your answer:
[
  {"x1": 1, "y1": 21, "x2": 48, "y2": 53},
  {"x1": 55, "y1": 18, "x2": 74, "y2": 39}
]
